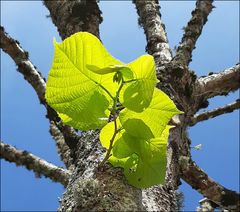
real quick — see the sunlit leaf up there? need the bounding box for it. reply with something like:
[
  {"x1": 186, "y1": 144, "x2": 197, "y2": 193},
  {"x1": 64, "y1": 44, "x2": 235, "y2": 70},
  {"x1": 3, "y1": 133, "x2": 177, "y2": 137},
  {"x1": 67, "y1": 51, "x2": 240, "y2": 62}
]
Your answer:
[
  {"x1": 120, "y1": 88, "x2": 183, "y2": 137},
  {"x1": 119, "y1": 55, "x2": 158, "y2": 112},
  {"x1": 108, "y1": 123, "x2": 173, "y2": 188},
  {"x1": 87, "y1": 64, "x2": 134, "y2": 80},
  {"x1": 46, "y1": 32, "x2": 122, "y2": 130}
]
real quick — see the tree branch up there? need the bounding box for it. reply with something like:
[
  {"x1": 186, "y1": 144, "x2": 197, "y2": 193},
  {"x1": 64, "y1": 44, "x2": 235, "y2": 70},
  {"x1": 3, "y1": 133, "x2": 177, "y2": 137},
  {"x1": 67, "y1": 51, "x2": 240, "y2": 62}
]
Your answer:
[
  {"x1": 133, "y1": 0, "x2": 172, "y2": 66},
  {"x1": 190, "y1": 100, "x2": 240, "y2": 126},
  {"x1": 179, "y1": 157, "x2": 240, "y2": 210},
  {"x1": 0, "y1": 26, "x2": 80, "y2": 169},
  {"x1": 0, "y1": 26, "x2": 46, "y2": 104},
  {"x1": 0, "y1": 141, "x2": 71, "y2": 187},
  {"x1": 43, "y1": 0, "x2": 102, "y2": 40},
  {"x1": 174, "y1": 0, "x2": 214, "y2": 66},
  {"x1": 49, "y1": 122, "x2": 75, "y2": 171},
  {"x1": 196, "y1": 64, "x2": 240, "y2": 99}
]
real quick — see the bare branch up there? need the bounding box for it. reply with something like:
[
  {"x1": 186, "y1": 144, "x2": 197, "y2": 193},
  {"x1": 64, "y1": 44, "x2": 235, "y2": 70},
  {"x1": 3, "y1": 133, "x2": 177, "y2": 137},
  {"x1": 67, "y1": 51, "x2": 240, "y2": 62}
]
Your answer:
[
  {"x1": 133, "y1": 0, "x2": 172, "y2": 66},
  {"x1": 190, "y1": 100, "x2": 240, "y2": 126},
  {"x1": 0, "y1": 26, "x2": 80, "y2": 169},
  {"x1": 49, "y1": 122, "x2": 75, "y2": 171},
  {"x1": 43, "y1": 0, "x2": 102, "y2": 40},
  {"x1": 196, "y1": 64, "x2": 240, "y2": 99},
  {"x1": 0, "y1": 141, "x2": 71, "y2": 187},
  {"x1": 179, "y1": 157, "x2": 240, "y2": 210},
  {"x1": 0, "y1": 26, "x2": 46, "y2": 104},
  {"x1": 174, "y1": 0, "x2": 214, "y2": 66}
]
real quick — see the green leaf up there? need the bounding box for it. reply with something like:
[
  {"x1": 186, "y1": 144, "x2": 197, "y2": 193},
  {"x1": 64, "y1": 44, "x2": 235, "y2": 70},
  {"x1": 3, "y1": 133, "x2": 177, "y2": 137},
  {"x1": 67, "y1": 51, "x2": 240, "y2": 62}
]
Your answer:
[
  {"x1": 108, "y1": 123, "x2": 172, "y2": 188},
  {"x1": 46, "y1": 32, "x2": 123, "y2": 130},
  {"x1": 120, "y1": 118, "x2": 154, "y2": 139},
  {"x1": 99, "y1": 119, "x2": 133, "y2": 159},
  {"x1": 87, "y1": 64, "x2": 134, "y2": 80},
  {"x1": 120, "y1": 88, "x2": 183, "y2": 137},
  {"x1": 119, "y1": 55, "x2": 158, "y2": 112},
  {"x1": 99, "y1": 118, "x2": 122, "y2": 149},
  {"x1": 123, "y1": 125, "x2": 172, "y2": 188}
]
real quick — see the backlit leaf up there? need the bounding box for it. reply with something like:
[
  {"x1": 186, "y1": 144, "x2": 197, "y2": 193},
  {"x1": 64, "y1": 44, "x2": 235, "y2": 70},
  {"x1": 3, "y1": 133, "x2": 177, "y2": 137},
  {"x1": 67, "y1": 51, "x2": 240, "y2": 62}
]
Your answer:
[
  {"x1": 108, "y1": 124, "x2": 173, "y2": 188},
  {"x1": 119, "y1": 55, "x2": 158, "y2": 112},
  {"x1": 120, "y1": 88, "x2": 183, "y2": 137},
  {"x1": 46, "y1": 32, "x2": 122, "y2": 130}
]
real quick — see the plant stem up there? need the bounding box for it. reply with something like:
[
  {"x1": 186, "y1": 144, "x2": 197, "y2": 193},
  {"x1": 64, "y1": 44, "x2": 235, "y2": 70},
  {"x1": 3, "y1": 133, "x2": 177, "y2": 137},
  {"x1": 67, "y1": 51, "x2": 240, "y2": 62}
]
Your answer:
[
  {"x1": 99, "y1": 113, "x2": 118, "y2": 167},
  {"x1": 123, "y1": 79, "x2": 137, "y2": 83},
  {"x1": 99, "y1": 79, "x2": 124, "y2": 167},
  {"x1": 98, "y1": 83, "x2": 115, "y2": 101}
]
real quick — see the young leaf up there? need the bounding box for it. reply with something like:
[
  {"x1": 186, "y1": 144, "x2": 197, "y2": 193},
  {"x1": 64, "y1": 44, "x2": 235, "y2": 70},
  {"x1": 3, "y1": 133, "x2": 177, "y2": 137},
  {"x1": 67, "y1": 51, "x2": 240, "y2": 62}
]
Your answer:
[
  {"x1": 120, "y1": 88, "x2": 183, "y2": 137},
  {"x1": 99, "y1": 118, "x2": 122, "y2": 149},
  {"x1": 46, "y1": 32, "x2": 123, "y2": 130},
  {"x1": 119, "y1": 55, "x2": 158, "y2": 112},
  {"x1": 108, "y1": 124, "x2": 172, "y2": 188},
  {"x1": 99, "y1": 119, "x2": 134, "y2": 159},
  {"x1": 87, "y1": 64, "x2": 134, "y2": 80}
]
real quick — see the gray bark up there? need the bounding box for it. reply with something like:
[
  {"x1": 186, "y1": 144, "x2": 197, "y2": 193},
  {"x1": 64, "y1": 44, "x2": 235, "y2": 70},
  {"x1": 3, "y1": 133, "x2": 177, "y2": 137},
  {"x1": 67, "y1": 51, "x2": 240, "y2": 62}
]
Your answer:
[
  {"x1": 174, "y1": 0, "x2": 214, "y2": 66},
  {"x1": 44, "y1": 0, "x2": 102, "y2": 40},
  {"x1": 0, "y1": 141, "x2": 70, "y2": 187},
  {"x1": 196, "y1": 64, "x2": 240, "y2": 99},
  {"x1": 190, "y1": 100, "x2": 240, "y2": 126}
]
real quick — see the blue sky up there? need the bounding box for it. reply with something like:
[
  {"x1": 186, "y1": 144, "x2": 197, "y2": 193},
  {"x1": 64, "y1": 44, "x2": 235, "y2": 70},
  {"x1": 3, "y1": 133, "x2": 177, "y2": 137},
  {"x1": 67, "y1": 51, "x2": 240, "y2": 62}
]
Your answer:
[{"x1": 1, "y1": 1, "x2": 239, "y2": 211}]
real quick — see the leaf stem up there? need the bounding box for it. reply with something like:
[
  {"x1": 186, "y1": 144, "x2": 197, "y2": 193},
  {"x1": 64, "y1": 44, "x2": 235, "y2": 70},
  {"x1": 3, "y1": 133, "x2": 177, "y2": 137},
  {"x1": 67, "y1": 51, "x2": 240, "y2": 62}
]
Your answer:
[
  {"x1": 99, "y1": 113, "x2": 118, "y2": 167},
  {"x1": 98, "y1": 83, "x2": 115, "y2": 101},
  {"x1": 123, "y1": 79, "x2": 137, "y2": 83},
  {"x1": 99, "y1": 79, "x2": 124, "y2": 167}
]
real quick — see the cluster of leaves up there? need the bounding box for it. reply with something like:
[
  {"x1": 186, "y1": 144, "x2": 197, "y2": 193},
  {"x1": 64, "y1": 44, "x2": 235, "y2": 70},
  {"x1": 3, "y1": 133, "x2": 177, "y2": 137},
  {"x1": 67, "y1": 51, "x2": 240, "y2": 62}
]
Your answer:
[{"x1": 45, "y1": 32, "x2": 182, "y2": 188}]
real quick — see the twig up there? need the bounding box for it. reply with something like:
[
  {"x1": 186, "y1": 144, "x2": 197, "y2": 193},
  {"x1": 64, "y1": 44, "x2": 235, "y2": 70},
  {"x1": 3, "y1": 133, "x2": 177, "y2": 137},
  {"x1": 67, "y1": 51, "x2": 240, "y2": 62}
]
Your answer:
[
  {"x1": 0, "y1": 141, "x2": 71, "y2": 187},
  {"x1": 174, "y1": 0, "x2": 214, "y2": 66},
  {"x1": 190, "y1": 100, "x2": 240, "y2": 126},
  {"x1": 179, "y1": 156, "x2": 240, "y2": 210},
  {"x1": 196, "y1": 64, "x2": 240, "y2": 99},
  {"x1": 133, "y1": 0, "x2": 172, "y2": 66}
]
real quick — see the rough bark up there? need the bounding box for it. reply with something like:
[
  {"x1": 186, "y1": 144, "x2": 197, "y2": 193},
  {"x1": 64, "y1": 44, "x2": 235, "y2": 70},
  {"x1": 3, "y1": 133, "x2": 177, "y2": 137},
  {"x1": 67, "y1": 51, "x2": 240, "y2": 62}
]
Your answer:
[
  {"x1": 180, "y1": 158, "x2": 240, "y2": 211},
  {"x1": 133, "y1": 0, "x2": 172, "y2": 66},
  {"x1": 174, "y1": 0, "x2": 214, "y2": 66},
  {"x1": 49, "y1": 122, "x2": 75, "y2": 171},
  {"x1": 59, "y1": 131, "x2": 143, "y2": 211},
  {"x1": 0, "y1": 141, "x2": 71, "y2": 187},
  {"x1": 190, "y1": 100, "x2": 240, "y2": 126},
  {"x1": 196, "y1": 64, "x2": 240, "y2": 100},
  {"x1": 43, "y1": 0, "x2": 102, "y2": 40}
]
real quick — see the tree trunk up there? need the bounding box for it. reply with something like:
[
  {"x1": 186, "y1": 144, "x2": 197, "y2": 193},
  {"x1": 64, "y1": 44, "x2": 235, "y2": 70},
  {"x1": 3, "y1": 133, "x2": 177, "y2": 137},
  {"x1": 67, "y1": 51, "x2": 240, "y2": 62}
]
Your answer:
[{"x1": 44, "y1": 1, "x2": 190, "y2": 211}]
